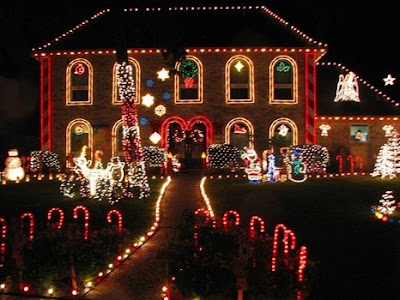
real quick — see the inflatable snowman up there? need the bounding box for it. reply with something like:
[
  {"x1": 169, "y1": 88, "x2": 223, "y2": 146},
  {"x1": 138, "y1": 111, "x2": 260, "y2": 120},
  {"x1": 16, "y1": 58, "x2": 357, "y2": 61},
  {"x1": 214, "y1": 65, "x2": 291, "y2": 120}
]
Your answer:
[{"x1": 3, "y1": 149, "x2": 25, "y2": 181}]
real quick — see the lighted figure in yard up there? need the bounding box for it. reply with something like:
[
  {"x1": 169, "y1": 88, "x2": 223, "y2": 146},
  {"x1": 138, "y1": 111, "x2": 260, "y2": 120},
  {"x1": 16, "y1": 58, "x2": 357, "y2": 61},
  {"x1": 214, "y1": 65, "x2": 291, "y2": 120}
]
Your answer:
[
  {"x1": 334, "y1": 71, "x2": 360, "y2": 102},
  {"x1": 283, "y1": 148, "x2": 307, "y2": 183},
  {"x1": 372, "y1": 128, "x2": 400, "y2": 179},
  {"x1": 267, "y1": 153, "x2": 277, "y2": 182},
  {"x1": 3, "y1": 149, "x2": 25, "y2": 181},
  {"x1": 377, "y1": 191, "x2": 397, "y2": 215},
  {"x1": 240, "y1": 147, "x2": 262, "y2": 183}
]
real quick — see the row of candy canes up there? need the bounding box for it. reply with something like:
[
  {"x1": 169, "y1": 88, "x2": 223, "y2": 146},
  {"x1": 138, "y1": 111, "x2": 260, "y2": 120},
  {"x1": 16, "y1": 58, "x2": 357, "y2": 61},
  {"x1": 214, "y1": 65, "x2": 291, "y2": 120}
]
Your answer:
[
  {"x1": 0, "y1": 206, "x2": 123, "y2": 295},
  {"x1": 335, "y1": 155, "x2": 363, "y2": 173},
  {"x1": 193, "y1": 209, "x2": 307, "y2": 284}
]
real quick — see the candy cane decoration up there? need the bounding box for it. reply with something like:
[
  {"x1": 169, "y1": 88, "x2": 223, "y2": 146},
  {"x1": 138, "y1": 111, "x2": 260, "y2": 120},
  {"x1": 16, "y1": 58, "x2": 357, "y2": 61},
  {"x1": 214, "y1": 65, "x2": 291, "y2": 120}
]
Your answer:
[
  {"x1": 271, "y1": 223, "x2": 287, "y2": 272},
  {"x1": 107, "y1": 210, "x2": 123, "y2": 233},
  {"x1": 73, "y1": 205, "x2": 89, "y2": 240},
  {"x1": 298, "y1": 246, "x2": 307, "y2": 282},
  {"x1": 249, "y1": 216, "x2": 265, "y2": 239},
  {"x1": 283, "y1": 229, "x2": 296, "y2": 255},
  {"x1": 347, "y1": 155, "x2": 354, "y2": 174},
  {"x1": 222, "y1": 210, "x2": 240, "y2": 231},
  {"x1": 194, "y1": 208, "x2": 211, "y2": 249},
  {"x1": 336, "y1": 155, "x2": 343, "y2": 173},
  {"x1": 356, "y1": 156, "x2": 363, "y2": 171},
  {"x1": 0, "y1": 217, "x2": 6, "y2": 263},
  {"x1": 20, "y1": 213, "x2": 34, "y2": 242},
  {"x1": 47, "y1": 207, "x2": 64, "y2": 229}
]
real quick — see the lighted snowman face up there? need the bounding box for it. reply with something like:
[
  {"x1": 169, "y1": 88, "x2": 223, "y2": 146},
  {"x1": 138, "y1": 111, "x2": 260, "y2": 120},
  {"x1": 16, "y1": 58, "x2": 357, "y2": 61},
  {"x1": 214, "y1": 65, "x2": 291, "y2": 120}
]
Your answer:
[{"x1": 6, "y1": 157, "x2": 21, "y2": 168}]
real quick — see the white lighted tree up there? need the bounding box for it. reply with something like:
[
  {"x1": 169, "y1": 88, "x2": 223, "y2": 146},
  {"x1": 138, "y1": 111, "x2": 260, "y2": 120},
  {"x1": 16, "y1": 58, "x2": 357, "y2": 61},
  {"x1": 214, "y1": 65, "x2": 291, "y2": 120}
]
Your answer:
[
  {"x1": 372, "y1": 129, "x2": 400, "y2": 179},
  {"x1": 377, "y1": 191, "x2": 397, "y2": 215}
]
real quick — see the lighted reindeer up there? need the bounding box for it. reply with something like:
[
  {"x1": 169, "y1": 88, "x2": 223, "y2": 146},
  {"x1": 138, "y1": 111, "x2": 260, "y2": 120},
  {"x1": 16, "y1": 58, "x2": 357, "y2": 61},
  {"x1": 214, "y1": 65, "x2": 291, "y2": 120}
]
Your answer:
[{"x1": 73, "y1": 146, "x2": 125, "y2": 197}]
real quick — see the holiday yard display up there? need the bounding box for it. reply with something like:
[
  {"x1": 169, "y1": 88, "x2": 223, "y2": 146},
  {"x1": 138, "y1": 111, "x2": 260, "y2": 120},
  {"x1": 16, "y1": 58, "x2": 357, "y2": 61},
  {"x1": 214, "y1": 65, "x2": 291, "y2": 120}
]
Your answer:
[
  {"x1": 371, "y1": 191, "x2": 400, "y2": 223},
  {"x1": 3, "y1": 149, "x2": 25, "y2": 181},
  {"x1": 29, "y1": 150, "x2": 61, "y2": 174},
  {"x1": 206, "y1": 144, "x2": 241, "y2": 172},
  {"x1": 371, "y1": 128, "x2": 400, "y2": 179},
  {"x1": 240, "y1": 147, "x2": 263, "y2": 183},
  {"x1": 116, "y1": 61, "x2": 150, "y2": 199}
]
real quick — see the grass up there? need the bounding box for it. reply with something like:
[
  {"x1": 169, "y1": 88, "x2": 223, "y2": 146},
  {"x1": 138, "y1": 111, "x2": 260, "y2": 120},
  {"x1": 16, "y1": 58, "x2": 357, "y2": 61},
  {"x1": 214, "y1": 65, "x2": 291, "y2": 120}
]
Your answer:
[
  {"x1": 205, "y1": 176, "x2": 400, "y2": 299},
  {"x1": 0, "y1": 177, "x2": 166, "y2": 297}
]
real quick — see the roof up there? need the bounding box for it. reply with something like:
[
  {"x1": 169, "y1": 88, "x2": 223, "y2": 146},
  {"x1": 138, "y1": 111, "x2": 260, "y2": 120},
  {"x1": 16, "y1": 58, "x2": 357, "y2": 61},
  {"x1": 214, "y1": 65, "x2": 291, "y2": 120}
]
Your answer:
[
  {"x1": 316, "y1": 62, "x2": 400, "y2": 116},
  {"x1": 31, "y1": 4, "x2": 326, "y2": 53}
]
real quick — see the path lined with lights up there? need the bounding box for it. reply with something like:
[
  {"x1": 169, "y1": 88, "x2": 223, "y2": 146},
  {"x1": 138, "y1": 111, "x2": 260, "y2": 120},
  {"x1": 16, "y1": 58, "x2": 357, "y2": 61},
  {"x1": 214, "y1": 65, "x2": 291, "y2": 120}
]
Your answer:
[{"x1": 82, "y1": 172, "x2": 205, "y2": 300}]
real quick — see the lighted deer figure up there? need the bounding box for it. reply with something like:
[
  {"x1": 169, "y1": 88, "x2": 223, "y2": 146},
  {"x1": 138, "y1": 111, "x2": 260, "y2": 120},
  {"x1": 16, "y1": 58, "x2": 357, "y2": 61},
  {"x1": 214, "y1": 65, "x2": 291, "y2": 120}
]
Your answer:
[{"x1": 73, "y1": 146, "x2": 125, "y2": 197}]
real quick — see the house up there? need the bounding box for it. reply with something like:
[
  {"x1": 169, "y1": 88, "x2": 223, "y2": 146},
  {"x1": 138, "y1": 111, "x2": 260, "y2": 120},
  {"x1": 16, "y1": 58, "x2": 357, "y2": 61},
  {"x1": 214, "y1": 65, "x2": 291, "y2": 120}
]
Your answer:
[{"x1": 31, "y1": 3, "x2": 399, "y2": 172}]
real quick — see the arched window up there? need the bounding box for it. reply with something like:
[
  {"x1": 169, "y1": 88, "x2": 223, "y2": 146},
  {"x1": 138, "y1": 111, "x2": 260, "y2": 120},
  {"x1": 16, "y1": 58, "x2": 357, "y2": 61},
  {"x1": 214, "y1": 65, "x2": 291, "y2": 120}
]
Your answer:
[
  {"x1": 66, "y1": 118, "x2": 93, "y2": 166},
  {"x1": 269, "y1": 56, "x2": 298, "y2": 104},
  {"x1": 111, "y1": 119, "x2": 124, "y2": 159},
  {"x1": 225, "y1": 55, "x2": 254, "y2": 104},
  {"x1": 269, "y1": 118, "x2": 298, "y2": 152},
  {"x1": 225, "y1": 117, "x2": 254, "y2": 149},
  {"x1": 66, "y1": 58, "x2": 93, "y2": 105},
  {"x1": 175, "y1": 56, "x2": 203, "y2": 104},
  {"x1": 112, "y1": 58, "x2": 141, "y2": 104}
]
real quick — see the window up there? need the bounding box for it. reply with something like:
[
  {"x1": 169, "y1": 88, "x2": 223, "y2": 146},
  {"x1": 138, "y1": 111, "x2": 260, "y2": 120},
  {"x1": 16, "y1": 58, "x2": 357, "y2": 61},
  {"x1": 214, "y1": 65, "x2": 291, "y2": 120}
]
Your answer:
[
  {"x1": 225, "y1": 117, "x2": 254, "y2": 149},
  {"x1": 269, "y1": 56, "x2": 298, "y2": 104},
  {"x1": 112, "y1": 58, "x2": 141, "y2": 104},
  {"x1": 226, "y1": 56, "x2": 254, "y2": 103},
  {"x1": 66, "y1": 119, "x2": 93, "y2": 166},
  {"x1": 112, "y1": 119, "x2": 124, "y2": 158},
  {"x1": 350, "y1": 125, "x2": 369, "y2": 143},
  {"x1": 66, "y1": 58, "x2": 93, "y2": 105},
  {"x1": 175, "y1": 56, "x2": 203, "y2": 104},
  {"x1": 269, "y1": 118, "x2": 298, "y2": 152}
]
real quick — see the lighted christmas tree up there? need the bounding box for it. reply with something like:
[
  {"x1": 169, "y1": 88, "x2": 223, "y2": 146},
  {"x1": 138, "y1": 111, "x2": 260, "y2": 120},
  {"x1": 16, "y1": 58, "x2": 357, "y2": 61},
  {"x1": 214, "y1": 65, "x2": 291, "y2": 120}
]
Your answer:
[
  {"x1": 377, "y1": 191, "x2": 397, "y2": 215},
  {"x1": 372, "y1": 128, "x2": 400, "y2": 179},
  {"x1": 116, "y1": 62, "x2": 150, "y2": 199}
]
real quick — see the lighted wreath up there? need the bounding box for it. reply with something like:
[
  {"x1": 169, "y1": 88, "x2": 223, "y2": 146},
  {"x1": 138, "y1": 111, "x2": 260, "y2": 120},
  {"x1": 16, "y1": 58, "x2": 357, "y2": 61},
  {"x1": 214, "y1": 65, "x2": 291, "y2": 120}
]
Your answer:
[{"x1": 179, "y1": 60, "x2": 198, "y2": 88}]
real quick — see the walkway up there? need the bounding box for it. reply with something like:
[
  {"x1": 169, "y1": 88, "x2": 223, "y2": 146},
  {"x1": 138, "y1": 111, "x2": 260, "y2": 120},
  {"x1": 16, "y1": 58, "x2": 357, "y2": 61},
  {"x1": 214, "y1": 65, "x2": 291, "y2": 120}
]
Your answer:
[{"x1": 82, "y1": 171, "x2": 205, "y2": 300}]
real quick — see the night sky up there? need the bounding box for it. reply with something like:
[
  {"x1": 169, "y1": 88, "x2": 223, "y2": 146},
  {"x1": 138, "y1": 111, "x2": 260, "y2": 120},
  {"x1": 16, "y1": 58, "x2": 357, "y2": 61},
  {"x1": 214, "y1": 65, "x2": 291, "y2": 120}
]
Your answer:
[{"x1": 0, "y1": 0, "x2": 399, "y2": 156}]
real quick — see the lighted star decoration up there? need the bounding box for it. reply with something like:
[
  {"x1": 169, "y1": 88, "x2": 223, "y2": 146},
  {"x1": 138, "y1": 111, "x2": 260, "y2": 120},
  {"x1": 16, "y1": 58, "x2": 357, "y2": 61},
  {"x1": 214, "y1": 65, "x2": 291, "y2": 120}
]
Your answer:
[
  {"x1": 142, "y1": 93, "x2": 155, "y2": 107},
  {"x1": 149, "y1": 132, "x2": 162, "y2": 144},
  {"x1": 383, "y1": 74, "x2": 396, "y2": 86},
  {"x1": 154, "y1": 105, "x2": 166, "y2": 116},
  {"x1": 157, "y1": 68, "x2": 170, "y2": 81},
  {"x1": 234, "y1": 61, "x2": 244, "y2": 72}
]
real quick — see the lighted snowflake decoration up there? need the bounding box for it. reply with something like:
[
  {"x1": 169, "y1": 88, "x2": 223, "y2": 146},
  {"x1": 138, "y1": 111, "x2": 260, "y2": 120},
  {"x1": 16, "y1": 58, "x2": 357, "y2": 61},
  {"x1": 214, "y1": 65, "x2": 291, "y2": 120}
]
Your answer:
[
  {"x1": 140, "y1": 117, "x2": 148, "y2": 125},
  {"x1": 146, "y1": 79, "x2": 154, "y2": 87},
  {"x1": 163, "y1": 92, "x2": 171, "y2": 100},
  {"x1": 142, "y1": 93, "x2": 155, "y2": 107},
  {"x1": 154, "y1": 105, "x2": 166, "y2": 116},
  {"x1": 157, "y1": 68, "x2": 170, "y2": 81},
  {"x1": 149, "y1": 132, "x2": 162, "y2": 144}
]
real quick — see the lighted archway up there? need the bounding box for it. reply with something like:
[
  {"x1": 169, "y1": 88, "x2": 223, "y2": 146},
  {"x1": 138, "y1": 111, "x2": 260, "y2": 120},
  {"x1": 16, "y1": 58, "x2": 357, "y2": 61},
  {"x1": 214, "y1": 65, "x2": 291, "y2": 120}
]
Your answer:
[
  {"x1": 225, "y1": 117, "x2": 254, "y2": 148},
  {"x1": 174, "y1": 55, "x2": 203, "y2": 104},
  {"x1": 160, "y1": 116, "x2": 213, "y2": 151},
  {"x1": 66, "y1": 118, "x2": 93, "y2": 167},
  {"x1": 112, "y1": 58, "x2": 141, "y2": 104},
  {"x1": 187, "y1": 116, "x2": 213, "y2": 148},
  {"x1": 269, "y1": 117, "x2": 298, "y2": 148},
  {"x1": 225, "y1": 55, "x2": 255, "y2": 104},
  {"x1": 160, "y1": 116, "x2": 187, "y2": 149},
  {"x1": 66, "y1": 58, "x2": 93, "y2": 105},
  {"x1": 269, "y1": 56, "x2": 298, "y2": 104}
]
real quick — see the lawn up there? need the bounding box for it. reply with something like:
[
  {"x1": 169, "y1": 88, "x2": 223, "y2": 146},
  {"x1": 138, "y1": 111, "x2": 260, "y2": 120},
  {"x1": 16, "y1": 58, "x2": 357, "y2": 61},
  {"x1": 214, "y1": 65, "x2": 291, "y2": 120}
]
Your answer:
[
  {"x1": 0, "y1": 177, "x2": 166, "y2": 297},
  {"x1": 205, "y1": 175, "x2": 400, "y2": 299}
]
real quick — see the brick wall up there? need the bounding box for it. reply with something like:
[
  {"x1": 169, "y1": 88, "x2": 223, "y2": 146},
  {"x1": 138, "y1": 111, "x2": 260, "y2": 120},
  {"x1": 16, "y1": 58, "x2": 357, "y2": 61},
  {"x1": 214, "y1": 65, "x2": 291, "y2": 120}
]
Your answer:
[{"x1": 49, "y1": 51, "x2": 308, "y2": 167}]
